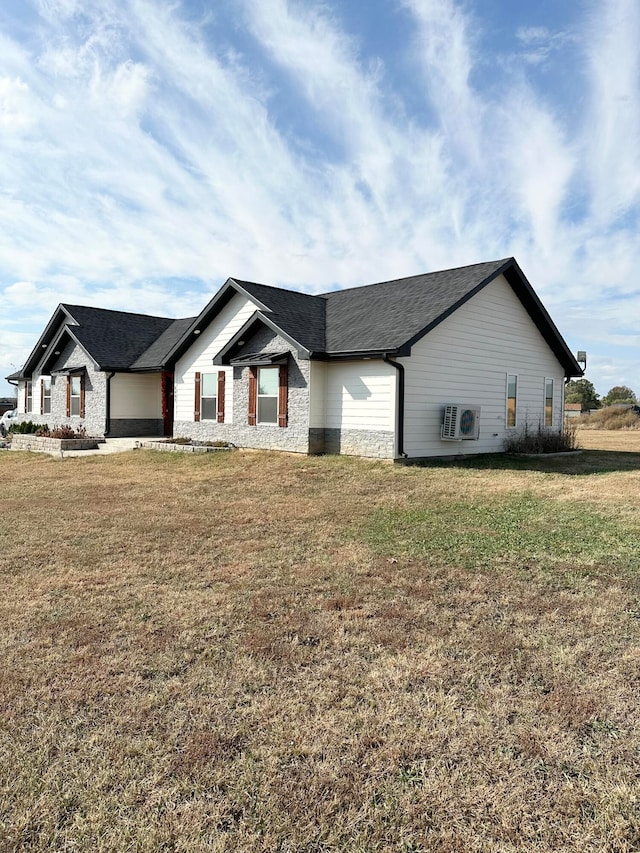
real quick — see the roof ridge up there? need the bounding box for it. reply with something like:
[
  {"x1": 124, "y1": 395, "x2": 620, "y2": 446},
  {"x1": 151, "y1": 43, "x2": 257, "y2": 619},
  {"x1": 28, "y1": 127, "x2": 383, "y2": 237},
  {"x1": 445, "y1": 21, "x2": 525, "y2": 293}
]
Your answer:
[
  {"x1": 319, "y1": 258, "x2": 513, "y2": 298},
  {"x1": 231, "y1": 279, "x2": 324, "y2": 300},
  {"x1": 62, "y1": 303, "x2": 186, "y2": 322}
]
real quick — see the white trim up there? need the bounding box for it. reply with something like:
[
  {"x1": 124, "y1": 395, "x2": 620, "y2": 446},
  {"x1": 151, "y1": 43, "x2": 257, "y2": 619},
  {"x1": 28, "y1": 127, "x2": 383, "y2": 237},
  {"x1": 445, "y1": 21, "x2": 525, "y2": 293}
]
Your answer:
[
  {"x1": 42, "y1": 376, "x2": 51, "y2": 415},
  {"x1": 257, "y1": 365, "x2": 278, "y2": 425},
  {"x1": 200, "y1": 372, "x2": 218, "y2": 421}
]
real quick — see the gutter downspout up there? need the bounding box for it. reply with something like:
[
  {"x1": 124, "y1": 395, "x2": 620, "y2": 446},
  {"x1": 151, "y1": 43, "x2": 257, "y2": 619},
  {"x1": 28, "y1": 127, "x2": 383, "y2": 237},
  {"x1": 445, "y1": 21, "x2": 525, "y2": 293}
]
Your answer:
[
  {"x1": 383, "y1": 355, "x2": 407, "y2": 459},
  {"x1": 104, "y1": 372, "x2": 115, "y2": 436}
]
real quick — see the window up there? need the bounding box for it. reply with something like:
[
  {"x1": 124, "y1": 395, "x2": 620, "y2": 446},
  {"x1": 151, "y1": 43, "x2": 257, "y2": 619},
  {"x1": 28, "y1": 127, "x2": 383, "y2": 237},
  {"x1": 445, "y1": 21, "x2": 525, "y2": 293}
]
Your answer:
[
  {"x1": 248, "y1": 363, "x2": 288, "y2": 427},
  {"x1": 257, "y1": 367, "x2": 279, "y2": 424},
  {"x1": 194, "y1": 371, "x2": 225, "y2": 422},
  {"x1": 200, "y1": 373, "x2": 217, "y2": 420},
  {"x1": 506, "y1": 374, "x2": 517, "y2": 427},
  {"x1": 42, "y1": 378, "x2": 51, "y2": 415},
  {"x1": 70, "y1": 375, "x2": 81, "y2": 416},
  {"x1": 26, "y1": 381, "x2": 32, "y2": 413},
  {"x1": 544, "y1": 378, "x2": 554, "y2": 427}
]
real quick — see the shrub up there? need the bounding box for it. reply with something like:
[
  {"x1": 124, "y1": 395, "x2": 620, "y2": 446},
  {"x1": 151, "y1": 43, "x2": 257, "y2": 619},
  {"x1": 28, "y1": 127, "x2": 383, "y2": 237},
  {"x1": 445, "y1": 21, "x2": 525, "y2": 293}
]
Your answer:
[
  {"x1": 8, "y1": 421, "x2": 45, "y2": 435},
  {"x1": 32, "y1": 425, "x2": 88, "y2": 439},
  {"x1": 504, "y1": 422, "x2": 579, "y2": 454}
]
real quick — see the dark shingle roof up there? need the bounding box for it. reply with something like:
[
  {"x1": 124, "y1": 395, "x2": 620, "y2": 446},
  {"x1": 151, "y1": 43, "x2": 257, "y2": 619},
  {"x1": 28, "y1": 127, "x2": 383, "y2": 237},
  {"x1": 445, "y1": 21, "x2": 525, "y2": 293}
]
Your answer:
[
  {"x1": 227, "y1": 260, "x2": 510, "y2": 355},
  {"x1": 131, "y1": 317, "x2": 196, "y2": 369},
  {"x1": 222, "y1": 258, "x2": 581, "y2": 376},
  {"x1": 62, "y1": 305, "x2": 179, "y2": 370},
  {"x1": 321, "y1": 259, "x2": 509, "y2": 353},
  {"x1": 232, "y1": 279, "x2": 326, "y2": 352}
]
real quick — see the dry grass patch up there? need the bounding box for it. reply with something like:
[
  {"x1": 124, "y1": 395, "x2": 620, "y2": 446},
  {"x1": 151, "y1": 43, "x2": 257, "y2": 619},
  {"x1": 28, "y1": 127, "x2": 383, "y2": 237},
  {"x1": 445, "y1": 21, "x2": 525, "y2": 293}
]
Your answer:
[
  {"x1": 0, "y1": 448, "x2": 639, "y2": 851},
  {"x1": 576, "y1": 427, "x2": 640, "y2": 452}
]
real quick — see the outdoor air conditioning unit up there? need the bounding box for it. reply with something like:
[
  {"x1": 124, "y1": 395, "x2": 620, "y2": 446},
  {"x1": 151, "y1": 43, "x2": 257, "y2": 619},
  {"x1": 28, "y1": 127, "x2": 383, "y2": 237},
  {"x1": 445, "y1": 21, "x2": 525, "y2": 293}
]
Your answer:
[{"x1": 441, "y1": 404, "x2": 481, "y2": 440}]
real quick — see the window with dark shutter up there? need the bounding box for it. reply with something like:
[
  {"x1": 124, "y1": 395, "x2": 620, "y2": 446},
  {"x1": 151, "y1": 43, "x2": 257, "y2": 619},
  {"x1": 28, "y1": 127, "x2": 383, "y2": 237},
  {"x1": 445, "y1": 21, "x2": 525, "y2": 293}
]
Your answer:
[
  {"x1": 278, "y1": 363, "x2": 288, "y2": 427},
  {"x1": 248, "y1": 367, "x2": 257, "y2": 425}
]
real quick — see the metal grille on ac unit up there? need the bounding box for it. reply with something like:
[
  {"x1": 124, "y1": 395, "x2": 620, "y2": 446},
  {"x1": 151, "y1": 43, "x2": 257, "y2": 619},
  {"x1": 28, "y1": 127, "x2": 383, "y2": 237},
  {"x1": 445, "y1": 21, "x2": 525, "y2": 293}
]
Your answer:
[{"x1": 441, "y1": 404, "x2": 481, "y2": 440}]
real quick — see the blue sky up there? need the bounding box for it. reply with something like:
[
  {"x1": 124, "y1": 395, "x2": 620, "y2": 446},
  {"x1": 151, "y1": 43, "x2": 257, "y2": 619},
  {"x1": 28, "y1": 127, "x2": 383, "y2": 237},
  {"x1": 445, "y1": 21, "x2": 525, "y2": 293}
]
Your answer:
[{"x1": 1, "y1": 0, "x2": 639, "y2": 397}]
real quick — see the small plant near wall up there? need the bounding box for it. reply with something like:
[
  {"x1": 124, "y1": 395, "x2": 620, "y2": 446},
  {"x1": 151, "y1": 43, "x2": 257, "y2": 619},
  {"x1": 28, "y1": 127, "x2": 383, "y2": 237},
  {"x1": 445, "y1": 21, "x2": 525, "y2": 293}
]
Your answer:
[
  {"x1": 28, "y1": 424, "x2": 88, "y2": 439},
  {"x1": 504, "y1": 422, "x2": 579, "y2": 454},
  {"x1": 8, "y1": 421, "x2": 46, "y2": 434}
]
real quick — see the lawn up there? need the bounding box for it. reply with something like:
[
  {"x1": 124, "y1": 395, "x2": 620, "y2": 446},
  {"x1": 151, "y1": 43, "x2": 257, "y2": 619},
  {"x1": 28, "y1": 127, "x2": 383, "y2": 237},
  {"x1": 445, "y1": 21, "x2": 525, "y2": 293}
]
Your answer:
[{"x1": 0, "y1": 443, "x2": 639, "y2": 852}]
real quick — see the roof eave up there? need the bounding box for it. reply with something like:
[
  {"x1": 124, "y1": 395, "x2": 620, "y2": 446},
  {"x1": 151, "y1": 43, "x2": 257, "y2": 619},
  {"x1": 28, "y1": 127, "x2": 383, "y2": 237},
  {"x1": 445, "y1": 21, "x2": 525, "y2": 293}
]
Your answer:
[
  {"x1": 21, "y1": 304, "x2": 78, "y2": 376},
  {"x1": 321, "y1": 349, "x2": 399, "y2": 361}
]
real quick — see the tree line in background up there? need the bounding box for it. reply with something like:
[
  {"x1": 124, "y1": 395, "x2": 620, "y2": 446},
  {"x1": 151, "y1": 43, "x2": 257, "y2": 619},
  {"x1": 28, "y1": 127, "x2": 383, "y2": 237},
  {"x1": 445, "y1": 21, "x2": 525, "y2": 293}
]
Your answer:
[{"x1": 565, "y1": 381, "x2": 637, "y2": 412}]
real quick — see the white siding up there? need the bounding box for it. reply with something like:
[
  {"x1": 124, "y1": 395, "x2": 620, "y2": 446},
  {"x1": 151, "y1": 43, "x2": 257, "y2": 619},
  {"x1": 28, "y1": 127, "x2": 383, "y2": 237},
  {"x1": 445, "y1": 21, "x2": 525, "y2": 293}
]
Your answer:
[
  {"x1": 309, "y1": 361, "x2": 326, "y2": 427},
  {"x1": 174, "y1": 294, "x2": 256, "y2": 424},
  {"x1": 400, "y1": 274, "x2": 566, "y2": 457},
  {"x1": 111, "y1": 374, "x2": 162, "y2": 418},
  {"x1": 313, "y1": 360, "x2": 396, "y2": 431}
]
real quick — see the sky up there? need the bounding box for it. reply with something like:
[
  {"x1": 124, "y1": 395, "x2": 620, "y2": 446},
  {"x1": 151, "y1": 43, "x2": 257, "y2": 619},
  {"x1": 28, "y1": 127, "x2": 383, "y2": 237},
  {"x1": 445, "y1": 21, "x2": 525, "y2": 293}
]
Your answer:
[{"x1": 1, "y1": 0, "x2": 639, "y2": 398}]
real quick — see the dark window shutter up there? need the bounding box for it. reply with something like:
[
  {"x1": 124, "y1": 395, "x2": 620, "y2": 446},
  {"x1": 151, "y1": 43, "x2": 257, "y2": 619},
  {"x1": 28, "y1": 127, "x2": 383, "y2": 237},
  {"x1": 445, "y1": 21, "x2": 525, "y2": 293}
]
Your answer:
[
  {"x1": 66, "y1": 378, "x2": 71, "y2": 417},
  {"x1": 217, "y1": 371, "x2": 226, "y2": 423},
  {"x1": 80, "y1": 374, "x2": 86, "y2": 419},
  {"x1": 40, "y1": 381, "x2": 44, "y2": 415},
  {"x1": 278, "y1": 363, "x2": 288, "y2": 427},
  {"x1": 194, "y1": 372, "x2": 201, "y2": 422},
  {"x1": 248, "y1": 367, "x2": 257, "y2": 425}
]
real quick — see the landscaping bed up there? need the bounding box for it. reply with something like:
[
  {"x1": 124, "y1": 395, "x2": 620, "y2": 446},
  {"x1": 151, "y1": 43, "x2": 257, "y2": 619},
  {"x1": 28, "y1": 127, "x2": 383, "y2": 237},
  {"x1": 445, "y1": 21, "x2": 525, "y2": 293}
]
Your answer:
[{"x1": 10, "y1": 434, "x2": 101, "y2": 452}]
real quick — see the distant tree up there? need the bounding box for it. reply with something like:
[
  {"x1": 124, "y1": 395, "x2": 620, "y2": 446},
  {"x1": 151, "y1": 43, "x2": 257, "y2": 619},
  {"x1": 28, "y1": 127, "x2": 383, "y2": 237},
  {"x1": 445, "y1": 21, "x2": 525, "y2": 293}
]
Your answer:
[
  {"x1": 565, "y1": 379, "x2": 600, "y2": 412},
  {"x1": 602, "y1": 385, "x2": 636, "y2": 407}
]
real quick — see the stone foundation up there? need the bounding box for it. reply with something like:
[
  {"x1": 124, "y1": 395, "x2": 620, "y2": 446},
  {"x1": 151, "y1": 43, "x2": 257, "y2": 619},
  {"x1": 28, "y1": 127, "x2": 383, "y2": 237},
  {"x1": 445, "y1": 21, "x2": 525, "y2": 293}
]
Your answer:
[{"x1": 309, "y1": 428, "x2": 396, "y2": 459}]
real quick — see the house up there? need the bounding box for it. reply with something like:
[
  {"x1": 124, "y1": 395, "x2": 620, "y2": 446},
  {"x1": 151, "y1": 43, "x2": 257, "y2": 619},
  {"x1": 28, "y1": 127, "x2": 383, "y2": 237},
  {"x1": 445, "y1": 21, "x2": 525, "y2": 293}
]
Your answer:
[
  {"x1": 564, "y1": 402, "x2": 583, "y2": 419},
  {"x1": 7, "y1": 257, "x2": 583, "y2": 459},
  {"x1": 6, "y1": 305, "x2": 193, "y2": 438}
]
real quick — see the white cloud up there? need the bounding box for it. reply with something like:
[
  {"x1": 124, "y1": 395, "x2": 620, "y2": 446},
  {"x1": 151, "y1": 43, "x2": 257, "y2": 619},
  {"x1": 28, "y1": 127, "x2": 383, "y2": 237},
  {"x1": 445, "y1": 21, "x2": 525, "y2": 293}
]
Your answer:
[
  {"x1": 583, "y1": 0, "x2": 640, "y2": 221},
  {"x1": 0, "y1": 77, "x2": 35, "y2": 130}
]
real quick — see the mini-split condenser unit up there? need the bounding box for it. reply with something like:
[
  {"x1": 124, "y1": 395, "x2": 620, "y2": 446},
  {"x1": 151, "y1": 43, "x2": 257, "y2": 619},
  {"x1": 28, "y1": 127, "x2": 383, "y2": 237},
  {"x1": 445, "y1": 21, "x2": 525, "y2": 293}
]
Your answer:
[{"x1": 441, "y1": 404, "x2": 481, "y2": 440}]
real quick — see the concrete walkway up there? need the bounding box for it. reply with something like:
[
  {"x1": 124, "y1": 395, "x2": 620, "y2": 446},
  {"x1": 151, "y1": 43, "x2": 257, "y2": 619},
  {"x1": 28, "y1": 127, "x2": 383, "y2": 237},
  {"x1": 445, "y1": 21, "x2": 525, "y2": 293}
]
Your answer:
[{"x1": 42, "y1": 437, "x2": 163, "y2": 458}]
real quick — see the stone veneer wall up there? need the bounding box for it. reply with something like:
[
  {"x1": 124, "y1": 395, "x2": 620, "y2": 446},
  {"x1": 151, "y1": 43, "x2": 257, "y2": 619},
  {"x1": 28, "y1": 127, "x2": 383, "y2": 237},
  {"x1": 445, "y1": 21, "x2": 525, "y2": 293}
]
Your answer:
[
  {"x1": 172, "y1": 328, "x2": 312, "y2": 453},
  {"x1": 309, "y1": 427, "x2": 396, "y2": 459}
]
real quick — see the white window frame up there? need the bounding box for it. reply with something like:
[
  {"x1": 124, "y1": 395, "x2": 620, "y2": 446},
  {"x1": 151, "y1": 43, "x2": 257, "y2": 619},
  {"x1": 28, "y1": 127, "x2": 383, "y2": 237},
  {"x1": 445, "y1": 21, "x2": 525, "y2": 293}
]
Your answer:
[
  {"x1": 70, "y1": 375, "x2": 82, "y2": 416},
  {"x1": 200, "y1": 373, "x2": 217, "y2": 421},
  {"x1": 42, "y1": 377, "x2": 51, "y2": 415},
  {"x1": 26, "y1": 380, "x2": 32, "y2": 414},
  {"x1": 257, "y1": 366, "x2": 279, "y2": 425},
  {"x1": 506, "y1": 373, "x2": 518, "y2": 428},
  {"x1": 544, "y1": 378, "x2": 554, "y2": 427}
]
